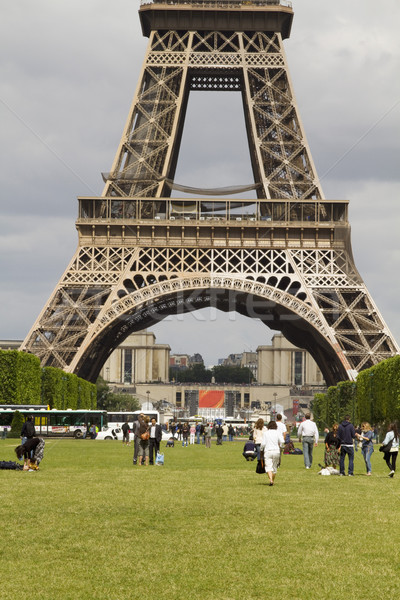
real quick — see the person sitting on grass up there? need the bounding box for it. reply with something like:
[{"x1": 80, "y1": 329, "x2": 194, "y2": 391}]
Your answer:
[{"x1": 15, "y1": 437, "x2": 45, "y2": 471}]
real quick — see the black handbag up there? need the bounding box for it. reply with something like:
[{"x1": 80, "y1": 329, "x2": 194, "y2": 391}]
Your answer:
[
  {"x1": 256, "y1": 459, "x2": 265, "y2": 474},
  {"x1": 379, "y1": 439, "x2": 393, "y2": 453}
]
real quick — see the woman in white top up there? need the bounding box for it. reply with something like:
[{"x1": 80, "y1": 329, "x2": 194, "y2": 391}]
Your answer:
[
  {"x1": 260, "y1": 421, "x2": 285, "y2": 486},
  {"x1": 381, "y1": 422, "x2": 399, "y2": 477},
  {"x1": 253, "y1": 418, "x2": 266, "y2": 461},
  {"x1": 189, "y1": 424, "x2": 196, "y2": 445}
]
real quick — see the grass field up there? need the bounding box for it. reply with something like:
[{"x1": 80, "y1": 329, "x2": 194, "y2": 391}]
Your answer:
[{"x1": 1, "y1": 437, "x2": 400, "y2": 600}]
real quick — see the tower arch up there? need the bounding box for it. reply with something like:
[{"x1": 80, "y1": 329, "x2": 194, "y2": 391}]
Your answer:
[{"x1": 72, "y1": 275, "x2": 349, "y2": 386}]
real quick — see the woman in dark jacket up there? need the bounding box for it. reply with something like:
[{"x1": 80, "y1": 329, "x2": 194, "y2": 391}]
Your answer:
[
  {"x1": 20, "y1": 416, "x2": 35, "y2": 444},
  {"x1": 138, "y1": 415, "x2": 150, "y2": 466},
  {"x1": 324, "y1": 424, "x2": 341, "y2": 469},
  {"x1": 182, "y1": 422, "x2": 190, "y2": 447},
  {"x1": 381, "y1": 422, "x2": 399, "y2": 477},
  {"x1": 15, "y1": 437, "x2": 45, "y2": 471}
]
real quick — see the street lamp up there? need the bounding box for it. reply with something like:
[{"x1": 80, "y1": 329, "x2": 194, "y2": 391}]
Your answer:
[{"x1": 273, "y1": 392, "x2": 277, "y2": 416}]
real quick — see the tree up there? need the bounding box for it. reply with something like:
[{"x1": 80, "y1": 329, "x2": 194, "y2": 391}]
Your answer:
[
  {"x1": 96, "y1": 377, "x2": 140, "y2": 411},
  {"x1": 0, "y1": 350, "x2": 41, "y2": 404},
  {"x1": 107, "y1": 393, "x2": 141, "y2": 412},
  {"x1": 170, "y1": 364, "x2": 212, "y2": 383},
  {"x1": 212, "y1": 365, "x2": 254, "y2": 384},
  {"x1": 9, "y1": 410, "x2": 25, "y2": 439}
]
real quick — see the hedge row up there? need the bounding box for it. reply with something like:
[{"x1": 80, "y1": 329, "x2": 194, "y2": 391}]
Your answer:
[
  {"x1": 0, "y1": 350, "x2": 96, "y2": 409},
  {"x1": 312, "y1": 355, "x2": 400, "y2": 429}
]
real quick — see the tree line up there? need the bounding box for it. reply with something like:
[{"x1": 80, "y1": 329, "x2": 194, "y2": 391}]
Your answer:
[
  {"x1": 170, "y1": 364, "x2": 254, "y2": 384},
  {"x1": 0, "y1": 349, "x2": 96, "y2": 409},
  {"x1": 311, "y1": 355, "x2": 400, "y2": 431}
]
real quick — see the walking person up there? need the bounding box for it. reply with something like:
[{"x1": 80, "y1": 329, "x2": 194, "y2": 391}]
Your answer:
[
  {"x1": 381, "y1": 423, "x2": 399, "y2": 477},
  {"x1": 132, "y1": 414, "x2": 144, "y2": 465},
  {"x1": 228, "y1": 424, "x2": 235, "y2": 442},
  {"x1": 138, "y1": 415, "x2": 150, "y2": 466},
  {"x1": 20, "y1": 415, "x2": 35, "y2": 445},
  {"x1": 149, "y1": 417, "x2": 162, "y2": 465},
  {"x1": 195, "y1": 423, "x2": 201, "y2": 444},
  {"x1": 276, "y1": 414, "x2": 287, "y2": 467},
  {"x1": 216, "y1": 423, "x2": 223, "y2": 445},
  {"x1": 204, "y1": 423, "x2": 211, "y2": 448},
  {"x1": 338, "y1": 415, "x2": 356, "y2": 476},
  {"x1": 357, "y1": 422, "x2": 374, "y2": 476},
  {"x1": 182, "y1": 422, "x2": 190, "y2": 447},
  {"x1": 324, "y1": 423, "x2": 340, "y2": 469},
  {"x1": 253, "y1": 418, "x2": 266, "y2": 461},
  {"x1": 200, "y1": 423, "x2": 205, "y2": 445},
  {"x1": 260, "y1": 421, "x2": 285, "y2": 486},
  {"x1": 189, "y1": 423, "x2": 196, "y2": 445},
  {"x1": 297, "y1": 414, "x2": 319, "y2": 469}
]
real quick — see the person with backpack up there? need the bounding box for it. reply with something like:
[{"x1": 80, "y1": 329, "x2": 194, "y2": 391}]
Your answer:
[{"x1": 20, "y1": 416, "x2": 36, "y2": 445}]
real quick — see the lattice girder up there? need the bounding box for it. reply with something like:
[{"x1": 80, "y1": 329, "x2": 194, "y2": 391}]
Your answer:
[
  {"x1": 22, "y1": 239, "x2": 398, "y2": 384},
  {"x1": 101, "y1": 24, "x2": 323, "y2": 201}
]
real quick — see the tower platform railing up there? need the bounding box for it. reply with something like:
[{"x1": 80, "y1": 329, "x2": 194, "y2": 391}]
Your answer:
[{"x1": 140, "y1": 0, "x2": 292, "y2": 8}]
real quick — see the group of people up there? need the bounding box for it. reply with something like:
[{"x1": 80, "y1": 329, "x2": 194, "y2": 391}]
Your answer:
[
  {"x1": 243, "y1": 412, "x2": 399, "y2": 485},
  {"x1": 11, "y1": 411, "x2": 399, "y2": 480},
  {"x1": 168, "y1": 421, "x2": 238, "y2": 445},
  {"x1": 323, "y1": 416, "x2": 398, "y2": 477},
  {"x1": 130, "y1": 415, "x2": 163, "y2": 466}
]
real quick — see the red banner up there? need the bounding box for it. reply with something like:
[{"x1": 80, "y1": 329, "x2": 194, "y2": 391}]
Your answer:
[{"x1": 199, "y1": 390, "x2": 224, "y2": 408}]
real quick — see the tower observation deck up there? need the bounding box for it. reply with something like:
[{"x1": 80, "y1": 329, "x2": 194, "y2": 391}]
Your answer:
[{"x1": 139, "y1": 0, "x2": 293, "y2": 39}]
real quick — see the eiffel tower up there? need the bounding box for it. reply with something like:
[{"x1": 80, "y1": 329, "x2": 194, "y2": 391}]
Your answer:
[{"x1": 21, "y1": 0, "x2": 399, "y2": 386}]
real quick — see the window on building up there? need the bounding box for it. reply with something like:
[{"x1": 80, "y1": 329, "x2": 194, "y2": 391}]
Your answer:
[
  {"x1": 176, "y1": 391, "x2": 182, "y2": 407},
  {"x1": 294, "y1": 351, "x2": 303, "y2": 386},
  {"x1": 185, "y1": 390, "x2": 199, "y2": 415},
  {"x1": 124, "y1": 350, "x2": 132, "y2": 384},
  {"x1": 225, "y1": 391, "x2": 241, "y2": 417}
]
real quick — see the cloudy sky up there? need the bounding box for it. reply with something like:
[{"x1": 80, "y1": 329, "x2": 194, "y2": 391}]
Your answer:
[{"x1": 1, "y1": 0, "x2": 399, "y2": 367}]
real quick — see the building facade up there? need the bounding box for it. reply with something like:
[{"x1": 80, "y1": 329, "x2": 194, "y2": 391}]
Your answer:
[
  {"x1": 257, "y1": 334, "x2": 325, "y2": 387},
  {"x1": 100, "y1": 331, "x2": 170, "y2": 385}
]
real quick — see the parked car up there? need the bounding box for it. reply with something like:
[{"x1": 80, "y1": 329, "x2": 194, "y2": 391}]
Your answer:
[{"x1": 96, "y1": 427, "x2": 123, "y2": 440}]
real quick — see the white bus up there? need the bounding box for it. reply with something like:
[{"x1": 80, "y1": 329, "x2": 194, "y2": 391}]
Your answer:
[{"x1": 0, "y1": 408, "x2": 107, "y2": 438}]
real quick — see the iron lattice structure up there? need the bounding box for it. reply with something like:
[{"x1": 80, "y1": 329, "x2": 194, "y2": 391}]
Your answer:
[{"x1": 22, "y1": 0, "x2": 399, "y2": 386}]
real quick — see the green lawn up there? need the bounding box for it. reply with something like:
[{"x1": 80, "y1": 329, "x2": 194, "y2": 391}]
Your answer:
[{"x1": 1, "y1": 437, "x2": 399, "y2": 600}]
